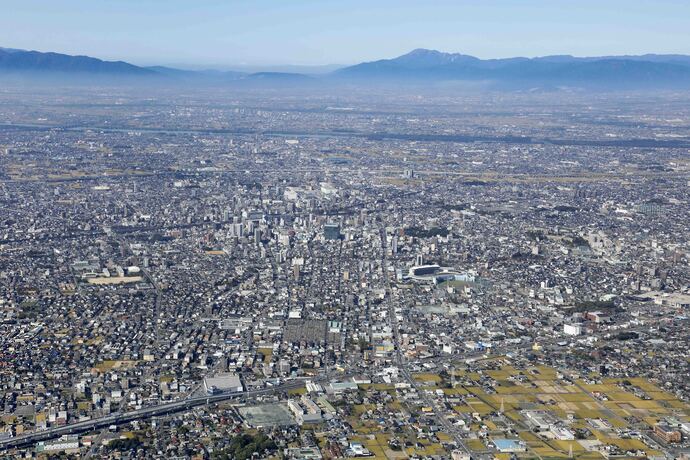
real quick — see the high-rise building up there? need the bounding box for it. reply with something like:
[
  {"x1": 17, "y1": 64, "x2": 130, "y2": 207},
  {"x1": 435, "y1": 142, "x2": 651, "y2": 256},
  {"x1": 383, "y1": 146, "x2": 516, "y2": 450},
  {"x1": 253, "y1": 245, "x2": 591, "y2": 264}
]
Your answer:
[{"x1": 324, "y1": 223, "x2": 341, "y2": 241}]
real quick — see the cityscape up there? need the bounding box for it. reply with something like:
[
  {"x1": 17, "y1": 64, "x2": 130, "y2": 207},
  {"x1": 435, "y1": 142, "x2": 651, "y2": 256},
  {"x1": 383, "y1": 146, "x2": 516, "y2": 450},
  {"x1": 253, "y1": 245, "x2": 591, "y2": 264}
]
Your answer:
[{"x1": 1, "y1": 1, "x2": 690, "y2": 459}]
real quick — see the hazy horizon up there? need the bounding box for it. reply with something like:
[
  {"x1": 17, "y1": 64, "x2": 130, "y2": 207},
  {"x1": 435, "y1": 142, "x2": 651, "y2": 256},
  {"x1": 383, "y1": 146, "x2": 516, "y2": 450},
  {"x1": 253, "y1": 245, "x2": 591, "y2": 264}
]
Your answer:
[{"x1": 1, "y1": 0, "x2": 689, "y2": 68}]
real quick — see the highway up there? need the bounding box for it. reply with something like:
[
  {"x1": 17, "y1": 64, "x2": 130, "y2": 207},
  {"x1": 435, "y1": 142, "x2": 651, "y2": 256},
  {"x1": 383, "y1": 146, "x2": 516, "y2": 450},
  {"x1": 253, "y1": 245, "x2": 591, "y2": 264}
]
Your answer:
[{"x1": 0, "y1": 379, "x2": 307, "y2": 451}]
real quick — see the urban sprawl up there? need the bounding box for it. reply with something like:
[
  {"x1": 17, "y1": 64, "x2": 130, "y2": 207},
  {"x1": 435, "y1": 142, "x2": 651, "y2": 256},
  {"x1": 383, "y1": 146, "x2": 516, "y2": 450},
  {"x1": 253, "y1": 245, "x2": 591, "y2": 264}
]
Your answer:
[{"x1": 0, "y1": 87, "x2": 689, "y2": 459}]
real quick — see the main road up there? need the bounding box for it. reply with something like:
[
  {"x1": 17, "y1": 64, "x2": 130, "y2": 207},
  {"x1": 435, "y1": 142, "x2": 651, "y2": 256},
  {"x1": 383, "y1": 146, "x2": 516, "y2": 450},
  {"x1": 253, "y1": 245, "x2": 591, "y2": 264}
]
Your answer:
[
  {"x1": 0, "y1": 379, "x2": 308, "y2": 451},
  {"x1": 378, "y1": 226, "x2": 471, "y2": 456}
]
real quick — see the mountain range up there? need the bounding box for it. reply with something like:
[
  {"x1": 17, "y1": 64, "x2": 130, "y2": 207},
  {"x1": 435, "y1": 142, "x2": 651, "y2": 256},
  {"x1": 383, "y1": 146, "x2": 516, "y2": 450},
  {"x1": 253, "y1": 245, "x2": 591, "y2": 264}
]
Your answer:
[
  {"x1": 2, "y1": 47, "x2": 690, "y2": 89},
  {"x1": 0, "y1": 47, "x2": 154, "y2": 76},
  {"x1": 336, "y1": 49, "x2": 690, "y2": 88}
]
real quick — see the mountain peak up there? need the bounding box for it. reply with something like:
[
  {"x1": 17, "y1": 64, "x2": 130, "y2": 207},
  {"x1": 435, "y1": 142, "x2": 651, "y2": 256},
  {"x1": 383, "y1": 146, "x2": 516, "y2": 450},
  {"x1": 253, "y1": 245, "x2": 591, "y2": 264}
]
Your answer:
[
  {"x1": 393, "y1": 48, "x2": 480, "y2": 66},
  {"x1": 403, "y1": 48, "x2": 444, "y2": 57}
]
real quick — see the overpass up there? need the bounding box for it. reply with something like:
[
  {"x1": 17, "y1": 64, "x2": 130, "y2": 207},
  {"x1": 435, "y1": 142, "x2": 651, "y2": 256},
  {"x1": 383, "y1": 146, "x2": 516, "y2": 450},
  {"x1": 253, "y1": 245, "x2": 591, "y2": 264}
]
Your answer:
[{"x1": 0, "y1": 379, "x2": 306, "y2": 451}]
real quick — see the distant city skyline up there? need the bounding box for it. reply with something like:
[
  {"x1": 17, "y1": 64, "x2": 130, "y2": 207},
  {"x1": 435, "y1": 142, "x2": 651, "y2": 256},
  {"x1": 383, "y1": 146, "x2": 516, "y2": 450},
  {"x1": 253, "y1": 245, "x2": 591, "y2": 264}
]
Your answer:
[{"x1": 1, "y1": 0, "x2": 690, "y2": 68}]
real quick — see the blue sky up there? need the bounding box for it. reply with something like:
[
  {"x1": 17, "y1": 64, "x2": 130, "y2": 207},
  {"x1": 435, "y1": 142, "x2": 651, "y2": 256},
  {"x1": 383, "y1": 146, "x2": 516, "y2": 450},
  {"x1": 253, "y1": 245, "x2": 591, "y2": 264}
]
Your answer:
[{"x1": 1, "y1": 0, "x2": 689, "y2": 67}]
